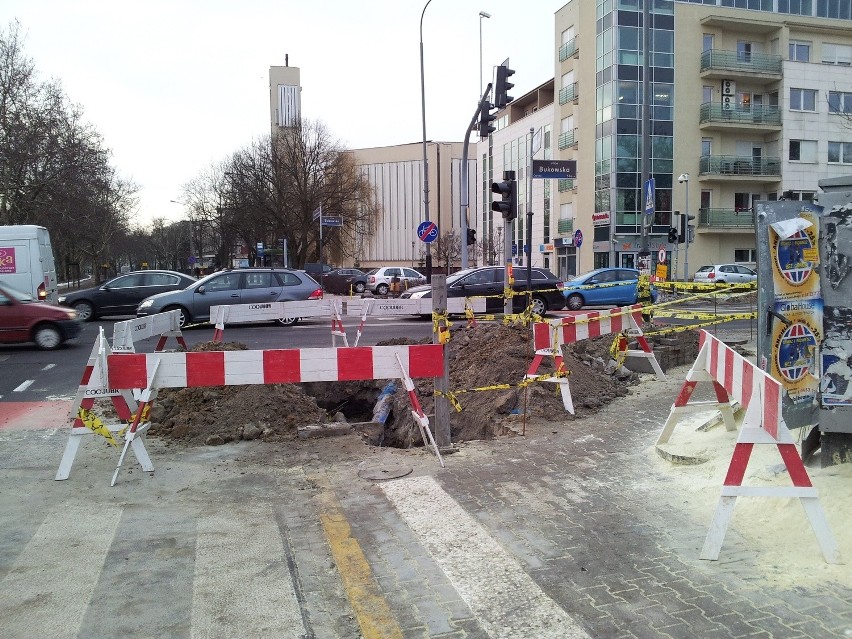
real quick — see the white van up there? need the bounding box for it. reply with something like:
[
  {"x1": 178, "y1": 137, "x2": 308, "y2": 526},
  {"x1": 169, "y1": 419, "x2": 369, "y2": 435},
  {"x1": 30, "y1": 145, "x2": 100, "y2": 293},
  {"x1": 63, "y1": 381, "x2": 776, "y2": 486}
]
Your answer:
[{"x1": 0, "y1": 225, "x2": 59, "y2": 303}]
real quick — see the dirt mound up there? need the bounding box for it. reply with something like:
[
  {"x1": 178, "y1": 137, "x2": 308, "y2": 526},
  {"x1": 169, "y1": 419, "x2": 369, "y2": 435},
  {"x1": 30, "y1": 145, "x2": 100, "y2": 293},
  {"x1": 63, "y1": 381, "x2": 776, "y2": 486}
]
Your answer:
[{"x1": 148, "y1": 322, "x2": 698, "y2": 447}]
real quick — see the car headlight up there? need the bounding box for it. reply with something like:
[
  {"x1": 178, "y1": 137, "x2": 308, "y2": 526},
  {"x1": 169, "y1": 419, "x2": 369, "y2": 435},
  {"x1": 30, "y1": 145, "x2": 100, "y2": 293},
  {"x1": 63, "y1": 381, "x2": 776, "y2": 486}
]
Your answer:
[
  {"x1": 138, "y1": 299, "x2": 154, "y2": 310},
  {"x1": 58, "y1": 295, "x2": 66, "y2": 304},
  {"x1": 66, "y1": 310, "x2": 77, "y2": 320}
]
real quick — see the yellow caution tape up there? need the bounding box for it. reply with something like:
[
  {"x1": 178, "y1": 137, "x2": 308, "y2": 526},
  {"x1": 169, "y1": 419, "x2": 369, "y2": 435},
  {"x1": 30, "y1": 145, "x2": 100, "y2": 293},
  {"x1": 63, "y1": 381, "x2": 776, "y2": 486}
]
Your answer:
[
  {"x1": 608, "y1": 333, "x2": 627, "y2": 368},
  {"x1": 78, "y1": 408, "x2": 119, "y2": 447},
  {"x1": 644, "y1": 313, "x2": 756, "y2": 337},
  {"x1": 652, "y1": 310, "x2": 757, "y2": 321},
  {"x1": 434, "y1": 370, "x2": 570, "y2": 412}
]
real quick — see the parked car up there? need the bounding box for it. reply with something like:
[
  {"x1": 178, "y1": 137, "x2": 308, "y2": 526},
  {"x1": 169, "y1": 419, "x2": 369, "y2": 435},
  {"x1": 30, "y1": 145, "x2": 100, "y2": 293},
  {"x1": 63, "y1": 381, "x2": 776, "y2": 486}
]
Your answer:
[
  {"x1": 136, "y1": 268, "x2": 322, "y2": 327},
  {"x1": 322, "y1": 268, "x2": 368, "y2": 295},
  {"x1": 400, "y1": 266, "x2": 564, "y2": 315},
  {"x1": 366, "y1": 267, "x2": 426, "y2": 295},
  {"x1": 693, "y1": 264, "x2": 757, "y2": 284},
  {"x1": 562, "y1": 268, "x2": 657, "y2": 311},
  {"x1": 0, "y1": 282, "x2": 82, "y2": 350},
  {"x1": 59, "y1": 270, "x2": 196, "y2": 321}
]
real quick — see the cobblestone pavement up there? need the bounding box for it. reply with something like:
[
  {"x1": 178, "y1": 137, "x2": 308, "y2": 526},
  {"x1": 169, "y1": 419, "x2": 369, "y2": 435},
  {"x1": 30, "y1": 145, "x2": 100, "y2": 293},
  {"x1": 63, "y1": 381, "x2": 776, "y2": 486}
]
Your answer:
[{"x1": 0, "y1": 350, "x2": 849, "y2": 638}]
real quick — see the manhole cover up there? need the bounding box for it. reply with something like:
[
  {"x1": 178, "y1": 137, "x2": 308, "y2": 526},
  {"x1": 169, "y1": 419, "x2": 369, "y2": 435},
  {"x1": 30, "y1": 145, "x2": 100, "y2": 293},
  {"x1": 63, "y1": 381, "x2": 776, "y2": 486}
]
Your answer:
[{"x1": 357, "y1": 462, "x2": 413, "y2": 481}]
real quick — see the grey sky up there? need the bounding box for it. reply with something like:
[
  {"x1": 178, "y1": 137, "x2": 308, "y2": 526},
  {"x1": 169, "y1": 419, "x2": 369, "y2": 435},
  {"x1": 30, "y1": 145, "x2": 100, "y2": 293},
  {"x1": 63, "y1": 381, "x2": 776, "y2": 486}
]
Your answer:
[{"x1": 7, "y1": 0, "x2": 562, "y2": 224}]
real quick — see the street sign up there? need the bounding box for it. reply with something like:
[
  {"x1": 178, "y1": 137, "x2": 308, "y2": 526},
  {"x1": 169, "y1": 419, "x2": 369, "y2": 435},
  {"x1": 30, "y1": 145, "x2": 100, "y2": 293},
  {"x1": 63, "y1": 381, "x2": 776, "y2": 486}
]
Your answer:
[
  {"x1": 658, "y1": 248, "x2": 666, "y2": 263},
  {"x1": 321, "y1": 215, "x2": 343, "y2": 227},
  {"x1": 644, "y1": 178, "x2": 656, "y2": 216},
  {"x1": 256, "y1": 242, "x2": 264, "y2": 257},
  {"x1": 188, "y1": 255, "x2": 196, "y2": 265},
  {"x1": 573, "y1": 229, "x2": 583, "y2": 248},
  {"x1": 532, "y1": 159, "x2": 577, "y2": 180},
  {"x1": 417, "y1": 221, "x2": 438, "y2": 244}
]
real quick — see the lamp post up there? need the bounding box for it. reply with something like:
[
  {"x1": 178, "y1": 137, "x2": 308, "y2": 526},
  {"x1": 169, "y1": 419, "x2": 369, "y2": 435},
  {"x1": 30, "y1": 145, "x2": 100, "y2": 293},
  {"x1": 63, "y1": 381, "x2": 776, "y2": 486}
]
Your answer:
[
  {"x1": 479, "y1": 11, "x2": 491, "y2": 98},
  {"x1": 420, "y1": 0, "x2": 433, "y2": 282},
  {"x1": 678, "y1": 173, "x2": 690, "y2": 281}
]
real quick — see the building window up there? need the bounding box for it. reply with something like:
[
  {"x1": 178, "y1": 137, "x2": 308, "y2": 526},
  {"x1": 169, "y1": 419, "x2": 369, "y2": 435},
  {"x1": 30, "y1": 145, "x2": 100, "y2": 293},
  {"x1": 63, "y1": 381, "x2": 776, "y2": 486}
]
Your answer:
[
  {"x1": 822, "y1": 42, "x2": 852, "y2": 65},
  {"x1": 828, "y1": 91, "x2": 852, "y2": 114},
  {"x1": 703, "y1": 33, "x2": 714, "y2": 52},
  {"x1": 778, "y1": 0, "x2": 814, "y2": 15},
  {"x1": 789, "y1": 88, "x2": 817, "y2": 111},
  {"x1": 789, "y1": 40, "x2": 811, "y2": 62},
  {"x1": 734, "y1": 249, "x2": 757, "y2": 263},
  {"x1": 828, "y1": 141, "x2": 852, "y2": 163},
  {"x1": 784, "y1": 190, "x2": 816, "y2": 201},
  {"x1": 789, "y1": 139, "x2": 818, "y2": 162},
  {"x1": 701, "y1": 138, "x2": 712, "y2": 157}
]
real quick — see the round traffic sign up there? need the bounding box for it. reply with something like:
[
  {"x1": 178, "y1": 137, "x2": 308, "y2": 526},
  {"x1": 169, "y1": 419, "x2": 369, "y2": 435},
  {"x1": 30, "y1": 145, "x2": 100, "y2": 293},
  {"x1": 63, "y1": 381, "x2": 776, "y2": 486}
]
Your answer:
[
  {"x1": 573, "y1": 229, "x2": 583, "y2": 248},
  {"x1": 417, "y1": 221, "x2": 439, "y2": 244},
  {"x1": 658, "y1": 248, "x2": 666, "y2": 263}
]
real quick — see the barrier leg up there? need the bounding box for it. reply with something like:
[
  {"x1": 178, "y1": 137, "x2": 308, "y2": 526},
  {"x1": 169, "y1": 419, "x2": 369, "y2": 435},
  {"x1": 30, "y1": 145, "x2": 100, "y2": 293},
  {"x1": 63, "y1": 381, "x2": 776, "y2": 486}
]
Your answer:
[{"x1": 699, "y1": 495, "x2": 738, "y2": 560}]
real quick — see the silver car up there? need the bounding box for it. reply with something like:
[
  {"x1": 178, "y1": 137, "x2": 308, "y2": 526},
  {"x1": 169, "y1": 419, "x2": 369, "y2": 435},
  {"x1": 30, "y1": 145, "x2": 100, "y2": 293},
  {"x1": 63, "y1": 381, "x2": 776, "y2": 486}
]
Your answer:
[
  {"x1": 136, "y1": 268, "x2": 322, "y2": 327},
  {"x1": 693, "y1": 264, "x2": 757, "y2": 284}
]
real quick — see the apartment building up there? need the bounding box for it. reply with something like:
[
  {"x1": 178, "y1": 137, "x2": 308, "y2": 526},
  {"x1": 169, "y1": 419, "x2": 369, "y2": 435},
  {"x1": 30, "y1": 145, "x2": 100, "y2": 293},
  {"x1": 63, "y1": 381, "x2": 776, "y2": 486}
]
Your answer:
[{"x1": 555, "y1": 0, "x2": 852, "y2": 277}]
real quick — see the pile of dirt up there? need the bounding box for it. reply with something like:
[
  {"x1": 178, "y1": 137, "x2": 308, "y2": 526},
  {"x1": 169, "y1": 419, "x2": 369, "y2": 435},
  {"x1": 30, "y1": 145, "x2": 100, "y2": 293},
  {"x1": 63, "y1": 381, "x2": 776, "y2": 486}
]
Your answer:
[{"x1": 148, "y1": 321, "x2": 700, "y2": 448}]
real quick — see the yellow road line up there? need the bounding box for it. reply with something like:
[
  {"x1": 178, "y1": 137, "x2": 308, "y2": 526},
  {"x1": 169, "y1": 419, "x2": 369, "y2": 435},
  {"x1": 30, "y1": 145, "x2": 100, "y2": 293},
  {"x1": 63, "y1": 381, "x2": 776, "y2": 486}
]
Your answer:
[{"x1": 313, "y1": 476, "x2": 403, "y2": 639}]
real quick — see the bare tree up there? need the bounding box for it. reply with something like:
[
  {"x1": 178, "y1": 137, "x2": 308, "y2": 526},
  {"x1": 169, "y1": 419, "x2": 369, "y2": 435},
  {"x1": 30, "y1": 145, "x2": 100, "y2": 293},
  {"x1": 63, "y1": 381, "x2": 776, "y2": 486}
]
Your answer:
[{"x1": 432, "y1": 230, "x2": 462, "y2": 273}]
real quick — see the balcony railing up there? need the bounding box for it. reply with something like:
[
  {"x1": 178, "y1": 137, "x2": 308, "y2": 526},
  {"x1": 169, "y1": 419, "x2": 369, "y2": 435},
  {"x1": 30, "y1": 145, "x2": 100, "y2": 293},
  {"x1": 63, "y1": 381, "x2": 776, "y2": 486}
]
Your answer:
[
  {"x1": 700, "y1": 49, "x2": 782, "y2": 75},
  {"x1": 558, "y1": 82, "x2": 579, "y2": 105},
  {"x1": 698, "y1": 155, "x2": 781, "y2": 177},
  {"x1": 557, "y1": 179, "x2": 574, "y2": 192},
  {"x1": 559, "y1": 38, "x2": 578, "y2": 62},
  {"x1": 698, "y1": 208, "x2": 755, "y2": 228},
  {"x1": 557, "y1": 217, "x2": 573, "y2": 234},
  {"x1": 558, "y1": 129, "x2": 578, "y2": 150},
  {"x1": 699, "y1": 102, "x2": 781, "y2": 126}
]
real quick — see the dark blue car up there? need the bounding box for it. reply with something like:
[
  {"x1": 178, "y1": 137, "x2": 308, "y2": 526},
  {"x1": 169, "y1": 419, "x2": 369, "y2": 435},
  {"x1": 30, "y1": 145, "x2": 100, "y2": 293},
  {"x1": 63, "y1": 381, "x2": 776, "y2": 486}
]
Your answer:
[{"x1": 563, "y1": 268, "x2": 656, "y2": 310}]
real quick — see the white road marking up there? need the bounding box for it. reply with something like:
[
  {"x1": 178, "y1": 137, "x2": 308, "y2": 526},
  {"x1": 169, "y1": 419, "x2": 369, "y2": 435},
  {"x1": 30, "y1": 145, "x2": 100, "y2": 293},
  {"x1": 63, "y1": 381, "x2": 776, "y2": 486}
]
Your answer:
[
  {"x1": 12, "y1": 380, "x2": 34, "y2": 392},
  {"x1": 0, "y1": 503, "x2": 122, "y2": 639},
  {"x1": 381, "y1": 475, "x2": 590, "y2": 639},
  {"x1": 191, "y1": 502, "x2": 305, "y2": 639},
  {"x1": 41, "y1": 364, "x2": 56, "y2": 371}
]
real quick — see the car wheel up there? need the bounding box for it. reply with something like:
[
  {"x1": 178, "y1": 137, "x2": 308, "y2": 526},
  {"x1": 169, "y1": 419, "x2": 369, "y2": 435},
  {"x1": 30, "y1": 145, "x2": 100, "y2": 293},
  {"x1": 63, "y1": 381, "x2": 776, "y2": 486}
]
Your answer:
[
  {"x1": 531, "y1": 295, "x2": 548, "y2": 316},
  {"x1": 73, "y1": 300, "x2": 95, "y2": 322},
  {"x1": 376, "y1": 283, "x2": 389, "y2": 296},
  {"x1": 566, "y1": 293, "x2": 584, "y2": 311},
  {"x1": 163, "y1": 305, "x2": 189, "y2": 328},
  {"x1": 33, "y1": 323, "x2": 63, "y2": 350},
  {"x1": 354, "y1": 282, "x2": 366, "y2": 294},
  {"x1": 275, "y1": 317, "x2": 299, "y2": 327}
]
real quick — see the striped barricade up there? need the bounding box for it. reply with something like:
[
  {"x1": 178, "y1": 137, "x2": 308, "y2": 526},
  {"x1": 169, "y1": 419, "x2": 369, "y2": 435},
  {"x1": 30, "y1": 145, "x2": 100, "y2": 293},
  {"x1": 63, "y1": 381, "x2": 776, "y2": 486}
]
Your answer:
[
  {"x1": 528, "y1": 305, "x2": 664, "y2": 414},
  {"x1": 94, "y1": 344, "x2": 445, "y2": 484},
  {"x1": 659, "y1": 330, "x2": 840, "y2": 564},
  {"x1": 111, "y1": 309, "x2": 187, "y2": 353},
  {"x1": 210, "y1": 297, "x2": 486, "y2": 344}
]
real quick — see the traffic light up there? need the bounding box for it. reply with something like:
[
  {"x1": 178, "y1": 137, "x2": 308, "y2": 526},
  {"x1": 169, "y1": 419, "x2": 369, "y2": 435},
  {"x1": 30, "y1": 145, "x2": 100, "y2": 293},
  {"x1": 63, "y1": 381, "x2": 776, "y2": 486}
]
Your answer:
[
  {"x1": 494, "y1": 64, "x2": 515, "y2": 109},
  {"x1": 667, "y1": 227, "x2": 678, "y2": 243},
  {"x1": 676, "y1": 212, "x2": 695, "y2": 244},
  {"x1": 478, "y1": 97, "x2": 496, "y2": 139},
  {"x1": 491, "y1": 177, "x2": 517, "y2": 222},
  {"x1": 466, "y1": 228, "x2": 477, "y2": 245}
]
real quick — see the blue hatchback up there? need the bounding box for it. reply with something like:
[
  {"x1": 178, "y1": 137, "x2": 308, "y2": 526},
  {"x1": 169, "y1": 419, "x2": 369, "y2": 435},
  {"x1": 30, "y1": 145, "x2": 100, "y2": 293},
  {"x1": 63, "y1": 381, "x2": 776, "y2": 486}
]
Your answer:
[{"x1": 563, "y1": 268, "x2": 656, "y2": 310}]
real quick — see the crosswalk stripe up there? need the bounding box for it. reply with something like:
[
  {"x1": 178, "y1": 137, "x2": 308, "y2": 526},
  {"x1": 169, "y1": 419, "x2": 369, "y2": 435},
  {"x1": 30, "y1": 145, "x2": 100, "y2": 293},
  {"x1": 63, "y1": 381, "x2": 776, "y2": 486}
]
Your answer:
[
  {"x1": 191, "y1": 502, "x2": 306, "y2": 639},
  {"x1": 0, "y1": 503, "x2": 122, "y2": 639},
  {"x1": 381, "y1": 475, "x2": 591, "y2": 639}
]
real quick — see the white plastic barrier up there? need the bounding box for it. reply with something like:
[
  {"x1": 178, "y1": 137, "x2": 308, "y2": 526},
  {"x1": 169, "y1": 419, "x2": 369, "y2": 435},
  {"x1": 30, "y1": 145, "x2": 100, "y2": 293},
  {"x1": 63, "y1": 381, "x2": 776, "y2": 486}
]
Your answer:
[{"x1": 112, "y1": 309, "x2": 186, "y2": 353}]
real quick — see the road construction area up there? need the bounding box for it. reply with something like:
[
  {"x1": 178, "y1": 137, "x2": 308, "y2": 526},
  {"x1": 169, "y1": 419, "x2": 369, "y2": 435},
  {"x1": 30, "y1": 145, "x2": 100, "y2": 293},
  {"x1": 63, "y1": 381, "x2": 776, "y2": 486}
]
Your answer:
[{"x1": 0, "y1": 329, "x2": 850, "y2": 638}]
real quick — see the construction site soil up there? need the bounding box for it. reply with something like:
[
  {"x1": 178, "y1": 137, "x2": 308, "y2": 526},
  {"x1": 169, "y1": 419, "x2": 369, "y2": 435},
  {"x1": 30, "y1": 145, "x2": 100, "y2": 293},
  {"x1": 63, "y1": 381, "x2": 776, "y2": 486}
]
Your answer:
[{"x1": 147, "y1": 323, "x2": 702, "y2": 449}]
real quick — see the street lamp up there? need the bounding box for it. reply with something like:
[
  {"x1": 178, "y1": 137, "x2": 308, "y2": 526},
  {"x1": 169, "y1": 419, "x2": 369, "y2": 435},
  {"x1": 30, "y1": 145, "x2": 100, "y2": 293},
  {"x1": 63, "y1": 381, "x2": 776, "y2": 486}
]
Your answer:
[
  {"x1": 479, "y1": 11, "x2": 491, "y2": 98},
  {"x1": 420, "y1": 0, "x2": 433, "y2": 282},
  {"x1": 678, "y1": 173, "x2": 689, "y2": 281}
]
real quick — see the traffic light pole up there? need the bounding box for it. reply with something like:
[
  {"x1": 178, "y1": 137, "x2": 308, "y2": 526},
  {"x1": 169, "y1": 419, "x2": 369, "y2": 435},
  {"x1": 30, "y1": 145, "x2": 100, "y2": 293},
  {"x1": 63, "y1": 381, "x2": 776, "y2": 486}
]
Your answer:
[{"x1": 460, "y1": 84, "x2": 493, "y2": 270}]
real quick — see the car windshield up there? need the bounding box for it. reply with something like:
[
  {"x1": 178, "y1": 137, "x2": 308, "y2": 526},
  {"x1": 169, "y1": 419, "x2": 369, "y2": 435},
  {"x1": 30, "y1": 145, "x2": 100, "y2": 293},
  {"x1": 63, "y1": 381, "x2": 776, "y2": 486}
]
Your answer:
[
  {"x1": 366, "y1": 268, "x2": 379, "y2": 275},
  {"x1": 1, "y1": 284, "x2": 35, "y2": 302},
  {"x1": 446, "y1": 268, "x2": 484, "y2": 284},
  {"x1": 696, "y1": 266, "x2": 713, "y2": 273}
]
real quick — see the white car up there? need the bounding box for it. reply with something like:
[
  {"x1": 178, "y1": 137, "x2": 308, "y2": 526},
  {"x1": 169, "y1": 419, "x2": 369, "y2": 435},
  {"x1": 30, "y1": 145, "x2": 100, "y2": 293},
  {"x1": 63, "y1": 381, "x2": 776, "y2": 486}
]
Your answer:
[
  {"x1": 693, "y1": 264, "x2": 757, "y2": 284},
  {"x1": 365, "y1": 267, "x2": 426, "y2": 295}
]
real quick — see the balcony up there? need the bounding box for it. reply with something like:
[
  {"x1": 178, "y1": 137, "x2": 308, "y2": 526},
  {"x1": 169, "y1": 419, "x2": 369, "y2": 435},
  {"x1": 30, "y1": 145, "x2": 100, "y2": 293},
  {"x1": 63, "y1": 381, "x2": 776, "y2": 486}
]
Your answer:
[
  {"x1": 700, "y1": 49, "x2": 782, "y2": 83},
  {"x1": 557, "y1": 217, "x2": 573, "y2": 234},
  {"x1": 698, "y1": 208, "x2": 755, "y2": 228},
  {"x1": 558, "y1": 82, "x2": 579, "y2": 105},
  {"x1": 698, "y1": 155, "x2": 781, "y2": 182},
  {"x1": 559, "y1": 37, "x2": 579, "y2": 62},
  {"x1": 558, "y1": 129, "x2": 578, "y2": 150},
  {"x1": 699, "y1": 102, "x2": 781, "y2": 130}
]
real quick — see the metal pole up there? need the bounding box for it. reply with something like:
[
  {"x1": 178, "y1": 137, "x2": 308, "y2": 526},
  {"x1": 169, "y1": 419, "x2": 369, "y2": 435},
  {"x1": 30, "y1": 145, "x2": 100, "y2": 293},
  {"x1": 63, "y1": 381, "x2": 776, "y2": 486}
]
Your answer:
[
  {"x1": 640, "y1": 0, "x2": 651, "y2": 256},
  {"x1": 503, "y1": 170, "x2": 515, "y2": 316},
  {"x1": 683, "y1": 178, "x2": 690, "y2": 282},
  {"x1": 461, "y1": 84, "x2": 492, "y2": 270},
  {"x1": 479, "y1": 11, "x2": 490, "y2": 98},
  {"x1": 527, "y1": 127, "x2": 534, "y2": 294},
  {"x1": 420, "y1": 0, "x2": 433, "y2": 282}
]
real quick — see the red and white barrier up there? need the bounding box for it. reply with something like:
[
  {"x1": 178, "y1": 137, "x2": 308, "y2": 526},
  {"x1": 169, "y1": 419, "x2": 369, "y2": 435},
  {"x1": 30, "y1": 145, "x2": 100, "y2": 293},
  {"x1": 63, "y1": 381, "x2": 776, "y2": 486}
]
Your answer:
[
  {"x1": 660, "y1": 330, "x2": 840, "y2": 564},
  {"x1": 528, "y1": 305, "x2": 663, "y2": 414},
  {"x1": 112, "y1": 309, "x2": 187, "y2": 353}
]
